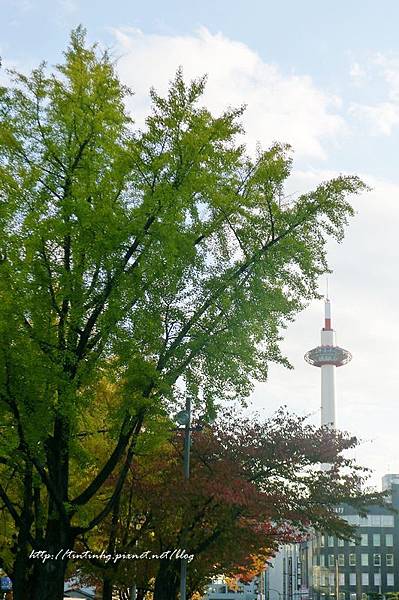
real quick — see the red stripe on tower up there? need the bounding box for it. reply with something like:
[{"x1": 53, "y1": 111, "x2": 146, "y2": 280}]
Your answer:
[{"x1": 323, "y1": 298, "x2": 332, "y2": 330}]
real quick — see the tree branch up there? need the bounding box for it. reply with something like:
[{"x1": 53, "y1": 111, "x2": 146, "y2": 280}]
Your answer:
[
  {"x1": 158, "y1": 212, "x2": 312, "y2": 372},
  {"x1": 72, "y1": 412, "x2": 138, "y2": 507},
  {"x1": 75, "y1": 410, "x2": 145, "y2": 532}
]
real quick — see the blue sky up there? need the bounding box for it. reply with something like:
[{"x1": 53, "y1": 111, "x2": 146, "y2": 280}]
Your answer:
[
  {"x1": 1, "y1": 0, "x2": 399, "y2": 486},
  {"x1": 3, "y1": 0, "x2": 399, "y2": 180},
  {"x1": 4, "y1": 0, "x2": 399, "y2": 68}
]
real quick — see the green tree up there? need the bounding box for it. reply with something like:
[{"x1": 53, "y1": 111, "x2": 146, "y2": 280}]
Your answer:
[{"x1": 0, "y1": 27, "x2": 366, "y2": 600}]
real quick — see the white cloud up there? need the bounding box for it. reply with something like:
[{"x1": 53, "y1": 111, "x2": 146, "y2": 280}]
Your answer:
[
  {"x1": 349, "y1": 53, "x2": 399, "y2": 135},
  {"x1": 373, "y1": 53, "x2": 399, "y2": 101},
  {"x1": 349, "y1": 61, "x2": 367, "y2": 85},
  {"x1": 112, "y1": 27, "x2": 346, "y2": 160},
  {"x1": 349, "y1": 101, "x2": 399, "y2": 135}
]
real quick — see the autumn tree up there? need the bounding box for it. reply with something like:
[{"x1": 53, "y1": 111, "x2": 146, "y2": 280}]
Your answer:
[
  {"x1": 0, "y1": 26, "x2": 367, "y2": 600},
  {"x1": 74, "y1": 409, "x2": 384, "y2": 600}
]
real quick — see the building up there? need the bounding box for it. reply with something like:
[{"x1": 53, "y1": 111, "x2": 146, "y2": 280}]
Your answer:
[
  {"x1": 202, "y1": 575, "x2": 265, "y2": 600},
  {"x1": 382, "y1": 476, "x2": 399, "y2": 492},
  {"x1": 306, "y1": 480, "x2": 399, "y2": 600},
  {"x1": 266, "y1": 543, "x2": 304, "y2": 600}
]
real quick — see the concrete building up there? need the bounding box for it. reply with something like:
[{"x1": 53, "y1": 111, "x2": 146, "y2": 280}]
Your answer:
[
  {"x1": 382, "y1": 476, "x2": 399, "y2": 492},
  {"x1": 266, "y1": 543, "x2": 306, "y2": 600},
  {"x1": 306, "y1": 479, "x2": 399, "y2": 600},
  {"x1": 202, "y1": 575, "x2": 265, "y2": 600}
]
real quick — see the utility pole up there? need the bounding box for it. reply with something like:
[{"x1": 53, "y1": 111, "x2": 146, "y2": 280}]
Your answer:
[{"x1": 179, "y1": 395, "x2": 192, "y2": 600}]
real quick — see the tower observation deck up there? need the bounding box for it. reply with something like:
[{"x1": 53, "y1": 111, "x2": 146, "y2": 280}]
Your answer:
[{"x1": 304, "y1": 298, "x2": 351, "y2": 428}]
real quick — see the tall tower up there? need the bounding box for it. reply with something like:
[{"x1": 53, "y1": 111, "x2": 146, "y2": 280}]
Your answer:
[{"x1": 304, "y1": 298, "x2": 352, "y2": 428}]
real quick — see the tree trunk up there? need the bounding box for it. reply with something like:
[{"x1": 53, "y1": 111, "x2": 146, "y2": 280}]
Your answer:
[
  {"x1": 102, "y1": 575, "x2": 114, "y2": 600},
  {"x1": 12, "y1": 548, "x2": 31, "y2": 600},
  {"x1": 153, "y1": 559, "x2": 180, "y2": 600},
  {"x1": 32, "y1": 412, "x2": 72, "y2": 600},
  {"x1": 31, "y1": 551, "x2": 68, "y2": 600},
  {"x1": 31, "y1": 515, "x2": 74, "y2": 600},
  {"x1": 12, "y1": 461, "x2": 34, "y2": 600}
]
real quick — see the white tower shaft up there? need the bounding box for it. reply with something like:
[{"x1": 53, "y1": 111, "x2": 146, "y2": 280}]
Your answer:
[
  {"x1": 321, "y1": 304, "x2": 335, "y2": 428},
  {"x1": 321, "y1": 365, "x2": 335, "y2": 428}
]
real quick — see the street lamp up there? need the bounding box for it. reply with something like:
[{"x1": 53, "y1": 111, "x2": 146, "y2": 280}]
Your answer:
[
  {"x1": 174, "y1": 401, "x2": 215, "y2": 599},
  {"x1": 175, "y1": 397, "x2": 192, "y2": 600}
]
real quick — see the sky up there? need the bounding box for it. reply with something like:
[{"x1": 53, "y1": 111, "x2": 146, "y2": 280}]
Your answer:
[{"x1": 1, "y1": 0, "x2": 399, "y2": 488}]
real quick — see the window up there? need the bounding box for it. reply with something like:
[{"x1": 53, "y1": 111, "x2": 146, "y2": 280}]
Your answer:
[
  {"x1": 328, "y1": 536, "x2": 334, "y2": 547},
  {"x1": 373, "y1": 554, "x2": 381, "y2": 566},
  {"x1": 339, "y1": 574, "x2": 345, "y2": 586},
  {"x1": 329, "y1": 574, "x2": 335, "y2": 586},
  {"x1": 320, "y1": 554, "x2": 325, "y2": 567},
  {"x1": 349, "y1": 574, "x2": 356, "y2": 586},
  {"x1": 361, "y1": 595, "x2": 368, "y2": 600},
  {"x1": 382, "y1": 515, "x2": 395, "y2": 527},
  {"x1": 361, "y1": 573, "x2": 369, "y2": 586},
  {"x1": 350, "y1": 594, "x2": 357, "y2": 600},
  {"x1": 351, "y1": 514, "x2": 395, "y2": 527},
  {"x1": 386, "y1": 534, "x2": 394, "y2": 546},
  {"x1": 387, "y1": 573, "x2": 394, "y2": 587},
  {"x1": 349, "y1": 554, "x2": 356, "y2": 566},
  {"x1": 320, "y1": 535, "x2": 325, "y2": 547},
  {"x1": 374, "y1": 573, "x2": 381, "y2": 587},
  {"x1": 321, "y1": 574, "x2": 328, "y2": 587},
  {"x1": 329, "y1": 555, "x2": 335, "y2": 567},
  {"x1": 386, "y1": 554, "x2": 394, "y2": 567},
  {"x1": 361, "y1": 554, "x2": 369, "y2": 566},
  {"x1": 338, "y1": 538, "x2": 345, "y2": 547},
  {"x1": 349, "y1": 538, "x2": 356, "y2": 546},
  {"x1": 373, "y1": 534, "x2": 381, "y2": 546},
  {"x1": 339, "y1": 594, "x2": 346, "y2": 600},
  {"x1": 338, "y1": 554, "x2": 345, "y2": 566},
  {"x1": 361, "y1": 534, "x2": 368, "y2": 546}
]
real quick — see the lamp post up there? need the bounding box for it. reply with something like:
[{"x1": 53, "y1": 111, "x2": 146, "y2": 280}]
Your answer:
[{"x1": 175, "y1": 396, "x2": 192, "y2": 600}]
